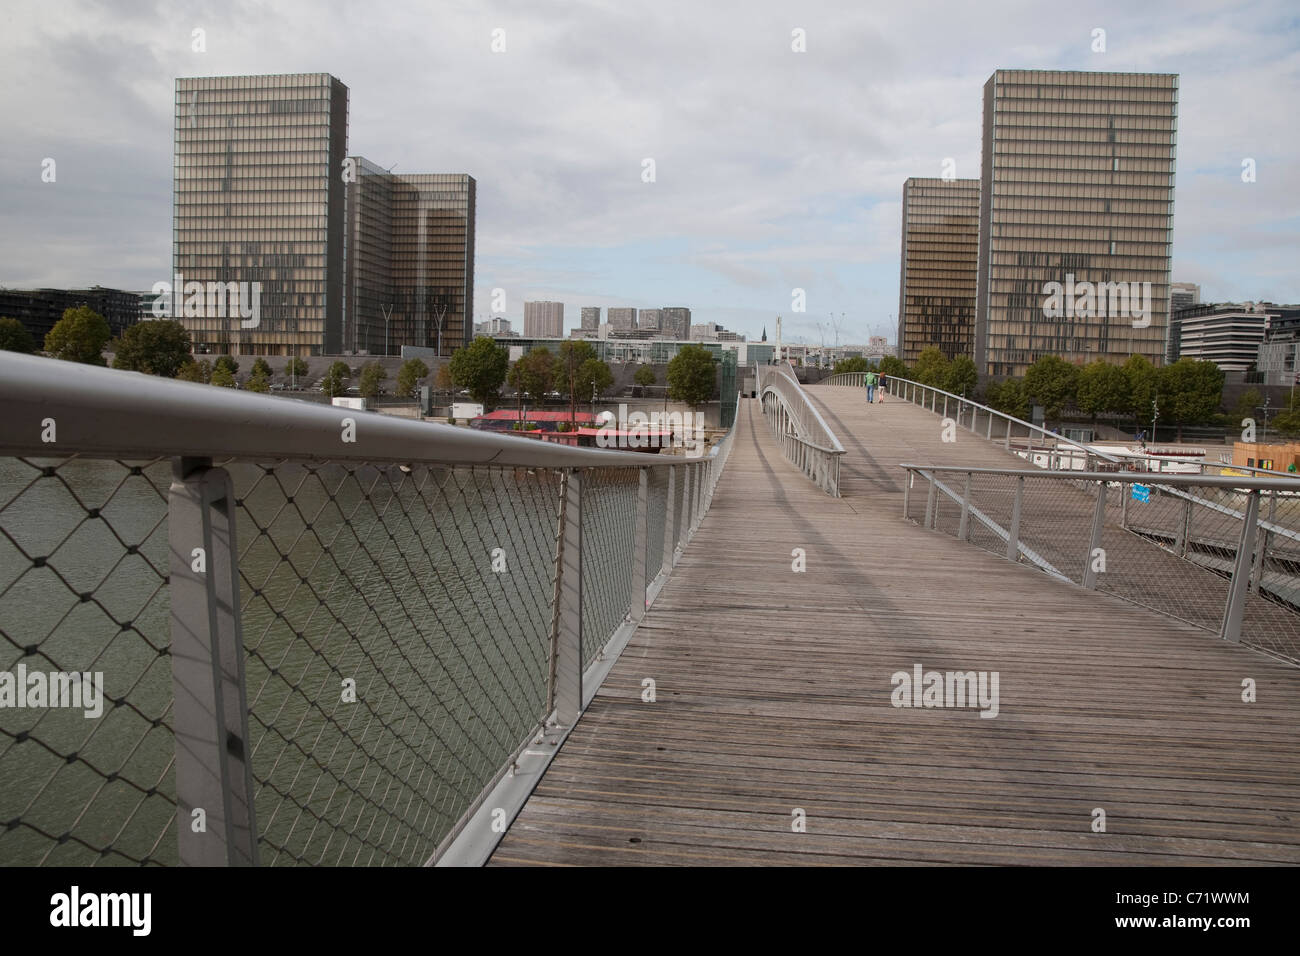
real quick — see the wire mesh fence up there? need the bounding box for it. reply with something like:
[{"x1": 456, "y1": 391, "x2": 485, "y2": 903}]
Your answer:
[
  {"x1": 0, "y1": 456, "x2": 176, "y2": 866},
  {"x1": 904, "y1": 465, "x2": 1300, "y2": 667},
  {"x1": 0, "y1": 432, "x2": 733, "y2": 867}
]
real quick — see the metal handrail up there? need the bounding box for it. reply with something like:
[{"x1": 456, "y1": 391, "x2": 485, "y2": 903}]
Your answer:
[
  {"x1": 764, "y1": 362, "x2": 845, "y2": 454},
  {"x1": 826, "y1": 372, "x2": 1117, "y2": 464},
  {"x1": 757, "y1": 362, "x2": 844, "y2": 495},
  {"x1": 0, "y1": 352, "x2": 709, "y2": 469},
  {"x1": 900, "y1": 461, "x2": 1300, "y2": 655}
]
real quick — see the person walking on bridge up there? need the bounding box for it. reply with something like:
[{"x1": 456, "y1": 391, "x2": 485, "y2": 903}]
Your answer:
[{"x1": 864, "y1": 369, "x2": 878, "y2": 404}]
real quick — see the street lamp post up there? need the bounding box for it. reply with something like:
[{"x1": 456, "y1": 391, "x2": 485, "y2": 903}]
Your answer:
[{"x1": 382, "y1": 304, "x2": 393, "y2": 357}]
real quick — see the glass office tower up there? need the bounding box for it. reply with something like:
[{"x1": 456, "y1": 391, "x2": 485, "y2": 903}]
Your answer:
[
  {"x1": 344, "y1": 162, "x2": 477, "y2": 356},
  {"x1": 173, "y1": 73, "x2": 349, "y2": 356},
  {"x1": 974, "y1": 70, "x2": 1178, "y2": 378},
  {"x1": 897, "y1": 177, "x2": 980, "y2": 364}
]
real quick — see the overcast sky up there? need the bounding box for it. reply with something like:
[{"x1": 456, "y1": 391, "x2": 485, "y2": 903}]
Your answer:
[{"x1": 2, "y1": 0, "x2": 1297, "y2": 345}]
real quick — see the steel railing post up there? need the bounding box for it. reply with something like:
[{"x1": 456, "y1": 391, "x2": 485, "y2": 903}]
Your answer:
[
  {"x1": 924, "y1": 474, "x2": 937, "y2": 529},
  {"x1": 663, "y1": 465, "x2": 677, "y2": 571},
  {"x1": 554, "y1": 468, "x2": 584, "y2": 725},
  {"x1": 630, "y1": 468, "x2": 648, "y2": 622},
  {"x1": 1251, "y1": 490, "x2": 1275, "y2": 593},
  {"x1": 1004, "y1": 418, "x2": 1011, "y2": 450},
  {"x1": 958, "y1": 471, "x2": 972, "y2": 541},
  {"x1": 1176, "y1": 496, "x2": 1192, "y2": 557},
  {"x1": 1007, "y1": 475, "x2": 1024, "y2": 561},
  {"x1": 1220, "y1": 490, "x2": 1261, "y2": 643},
  {"x1": 168, "y1": 457, "x2": 259, "y2": 867},
  {"x1": 943, "y1": 395, "x2": 948, "y2": 420},
  {"x1": 903, "y1": 468, "x2": 912, "y2": 519},
  {"x1": 1083, "y1": 481, "x2": 1108, "y2": 589},
  {"x1": 986, "y1": 412, "x2": 993, "y2": 441}
]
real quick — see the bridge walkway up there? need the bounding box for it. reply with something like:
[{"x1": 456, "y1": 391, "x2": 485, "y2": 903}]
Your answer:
[{"x1": 488, "y1": 390, "x2": 1300, "y2": 865}]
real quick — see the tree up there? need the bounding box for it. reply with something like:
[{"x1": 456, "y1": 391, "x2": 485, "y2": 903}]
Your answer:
[
  {"x1": 285, "y1": 357, "x2": 308, "y2": 383},
  {"x1": 396, "y1": 358, "x2": 430, "y2": 398},
  {"x1": 912, "y1": 347, "x2": 951, "y2": 388},
  {"x1": 576, "y1": 357, "x2": 614, "y2": 404},
  {"x1": 322, "y1": 360, "x2": 350, "y2": 398},
  {"x1": 1122, "y1": 354, "x2": 1158, "y2": 431},
  {"x1": 177, "y1": 359, "x2": 212, "y2": 383},
  {"x1": 245, "y1": 366, "x2": 271, "y2": 393},
  {"x1": 112, "y1": 319, "x2": 192, "y2": 377},
  {"x1": 1023, "y1": 355, "x2": 1080, "y2": 422},
  {"x1": 1075, "y1": 360, "x2": 1130, "y2": 423},
  {"x1": 210, "y1": 364, "x2": 237, "y2": 388},
  {"x1": 251, "y1": 357, "x2": 273, "y2": 379},
  {"x1": 449, "y1": 335, "x2": 509, "y2": 406},
  {"x1": 944, "y1": 355, "x2": 978, "y2": 398},
  {"x1": 214, "y1": 355, "x2": 239, "y2": 376},
  {"x1": 359, "y1": 361, "x2": 387, "y2": 399},
  {"x1": 666, "y1": 344, "x2": 716, "y2": 406},
  {"x1": 878, "y1": 355, "x2": 909, "y2": 381},
  {"x1": 1159, "y1": 358, "x2": 1224, "y2": 441},
  {"x1": 508, "y1": 347, "x2": 556, "y2": 421},
  {"x1": 634, "y1": 364, "x2": 657, "y2": 387},
  {"x1": 435, "y1": 363, "x2": 454, "y2": 393},
  {"x1": 984, "y1": 379, "x2": 1031, "y2": 420},
  {"x1": 552, "y1": 340, "x2": 598, "y2": 426},
  {"x1": 834, "y1": 356, "x2": 869, "y2": 375},
  {"x1": 0, "y1": 317, "x2": 36, "y2": 354},
  {"x1": 45, "y1": 306, "x2": 110, "y2": 365}
]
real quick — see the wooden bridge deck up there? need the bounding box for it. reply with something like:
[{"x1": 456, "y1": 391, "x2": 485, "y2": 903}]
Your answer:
[{"x1": 489, "y1": 388, "x2": 1300, "y2": 866}]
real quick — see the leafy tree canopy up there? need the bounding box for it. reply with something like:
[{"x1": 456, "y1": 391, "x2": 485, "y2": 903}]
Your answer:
[
  {"x1": 1023, "y1": 354, "x2": 1080, "y2": 421},
  {"x1": 45, "y1": 306, "x2": 110, "y2": 365},
  {"x1": 449, "y1": 335, "x2": 510, "y2": 406},
  {"x1": 396, "y1": 358, "x2": 429, "y2": 398},
  {"x1": 0, "y1": 317, "x2": 37, "y2": 354},
  {"x1": 112, "y1": 319, "x2": 192, "y2": 377},
  {"x1": 667, "y1": 345, "x2": 717, "y2": 406}
]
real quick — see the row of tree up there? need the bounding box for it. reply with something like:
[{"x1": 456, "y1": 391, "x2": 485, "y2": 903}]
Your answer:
[
  {"x1": 446, "y1": 336, "x2": 719, "y2": 410},
  {"x1": 4, "y1": 311, "x2": 722, "y2": 413},
  {"x1": 837, "y1": 347, "x2": 1227, "y2": 441}
]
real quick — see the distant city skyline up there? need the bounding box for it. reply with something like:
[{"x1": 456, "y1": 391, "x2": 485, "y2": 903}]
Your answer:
[{"x1": 2, "y1": 1, "x2": 1297, "y2": 349}]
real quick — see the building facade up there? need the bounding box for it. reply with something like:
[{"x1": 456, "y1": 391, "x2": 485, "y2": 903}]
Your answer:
[
  {"x1": 0, "y1": 287, "x2": 140, "y2": 344},
  {"x1": 974, "y1": 70, "x2": 1178, "y2": 378},
  {"x1": 637, "y1": 308, "x2": 662, "y2": 332},
  {"x1": 580, "y1": 307, "x2": 600, "y2": 331},
  {"x1": 897, "y1": 177, "x2": 980, "y2": 365},
  {"x1": 523, "y1": 301, "x2": 564, "y2": 338},
  {"x1": 174, "y1": 73, "x2": 350, "y2": 356},
  {"x1": 661, "y1": 307, "x2": 691, "y2": 339},
  {"x1": 607, "y1": 307, "x2": 636, "y2": 331},
  {"x1": 1174, "y1": 303, "x2": 1268, "y2": 373}
]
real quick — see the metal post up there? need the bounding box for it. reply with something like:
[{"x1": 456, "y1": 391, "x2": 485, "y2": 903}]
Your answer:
[
  {"x1": 924, "y1": 474, "x2": 938, "y2": 529},
  {"x1": 663, "y1": 465, "x2": 676, "y2": 572},
  {"x1": 903, "y1": 468, "x2": 912, "y2": 519},
  {"x1": 1176, "y1": 496, "x2": 1192, "y2": 557},
  {"x1": 1082, "y1": 481, "x2": 1108, "y2": 589},
  {"x1": 958, "y1": 472, "x2": 972, "y2": 542},
  {"x1": 554, "y1": 469, "x2": 584, "y2": 725},
  {"x1": 1007, "y1": 475, "x2": 1024, "y2": 562},
  {"x1": 168, "y1": 458, "x2": 259, "y2": 866},
  {"x1": 1121, "y1": 482, "x2": 1130, "y2": 530},
  {"x1": 986, "y1": 412, "x2": 993, "y2": 441},
  {"x1": 943, "y1": 395, "x2": 948, "y2": 420},
  {"x1": 630, "y1": 468, "x2": 648, "y2": 622},
  {"x1": 1220, "y1": 490, "x2": 1261, "y2": 643},
  {"x1": 1004, "y1": 418, "x2": 1011, "y2": 450},
  {"x1": 1251, "y1": 491, "x2": 1275, "y2": 593}
]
